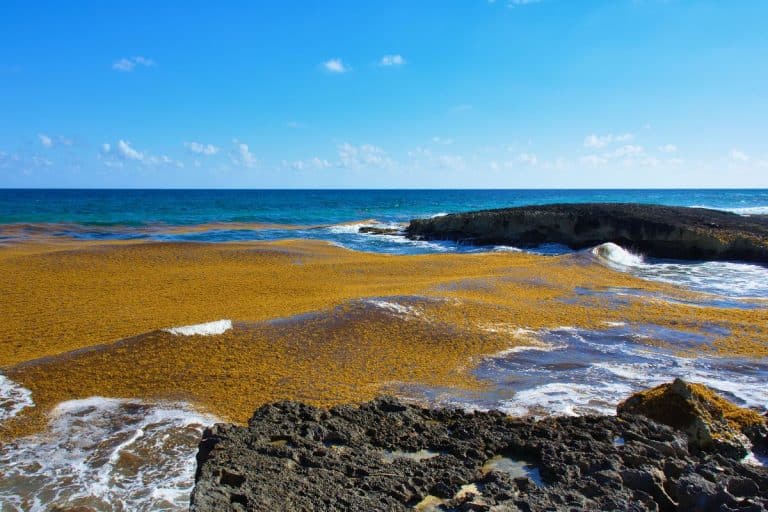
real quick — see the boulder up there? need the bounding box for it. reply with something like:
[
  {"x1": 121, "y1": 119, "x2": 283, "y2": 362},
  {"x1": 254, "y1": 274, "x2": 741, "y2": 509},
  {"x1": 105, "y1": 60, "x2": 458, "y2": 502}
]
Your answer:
[
  {"x1": 618, "y1": 378, "x2": 767, "y2": 458},
  {"x1": 405, "y1": 203, "x2": 768, "y2": 263}
]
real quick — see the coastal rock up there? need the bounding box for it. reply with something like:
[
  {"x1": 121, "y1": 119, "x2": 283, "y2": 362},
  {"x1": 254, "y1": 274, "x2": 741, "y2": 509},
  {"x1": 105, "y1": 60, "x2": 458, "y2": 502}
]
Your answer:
[
  {"x1": 405, "y1": 203, "x2": 768, "y2": 263},
  {"x1": 618, "y1": 378, "x2": 768, "y2": 459},
  {"x1": 358, "y1": 226, "x2": 401, "y2": 236},
  {"x1": 190, "y1": 393, "x2": 768, "y2": 511}
]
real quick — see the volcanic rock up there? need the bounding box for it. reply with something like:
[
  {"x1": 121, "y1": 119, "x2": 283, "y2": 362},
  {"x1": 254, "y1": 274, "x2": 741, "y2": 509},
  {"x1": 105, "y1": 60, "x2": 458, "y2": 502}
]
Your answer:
[
  {"x1": 190, "y1": 393, "x2": 768, "y2": 511},
  {"x1": 618, "y1": 378, "x2": 768, "y2": 459},
  {"x1": 405, "y1": 203, "x2": 768, "y2": 263},
  {"x1": 359, "y1": 226, "x2": 401, "y2": 236}
]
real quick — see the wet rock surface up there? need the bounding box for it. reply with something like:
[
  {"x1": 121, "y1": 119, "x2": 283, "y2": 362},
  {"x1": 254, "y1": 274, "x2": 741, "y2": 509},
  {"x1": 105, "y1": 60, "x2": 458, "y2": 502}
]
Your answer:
[
  {"x1": 358, "y1": 226, "x2": 402, "y2": 236},
  {"x1": 405, "y1": 203, "x2": 768, "y2": 263},
  {"x1": 191, "y1": 396, "x2": 767, "y2": 511},
  {"x1": 618, "y1": 378, "x2": 768, "y2": 459}
]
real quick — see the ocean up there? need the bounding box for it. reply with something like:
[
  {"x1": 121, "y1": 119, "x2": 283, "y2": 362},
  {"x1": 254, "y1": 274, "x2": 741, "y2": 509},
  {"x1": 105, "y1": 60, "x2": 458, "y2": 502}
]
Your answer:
[
  {"x1": 1, "y1": 189, "x2": 767, "y2": 510},
  {"x1": 3, "y1": 189, "x2": 768, "y2": 297},
  {"x1": 3, "y1": 188, "x2": 768, "y2": 226}
]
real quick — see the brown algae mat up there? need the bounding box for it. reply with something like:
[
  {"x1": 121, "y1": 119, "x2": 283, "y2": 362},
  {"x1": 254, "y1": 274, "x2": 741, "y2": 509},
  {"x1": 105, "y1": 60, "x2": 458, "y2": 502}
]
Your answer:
[{"x1": 1, "y1": 238, "x2": 767, "y2": 438}]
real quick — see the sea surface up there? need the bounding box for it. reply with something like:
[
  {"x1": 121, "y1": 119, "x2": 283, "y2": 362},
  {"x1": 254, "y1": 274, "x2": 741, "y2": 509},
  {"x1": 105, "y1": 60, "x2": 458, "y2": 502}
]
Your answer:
[{"x1": 1, "y1": 189, "x2": 767, "y2": 510}]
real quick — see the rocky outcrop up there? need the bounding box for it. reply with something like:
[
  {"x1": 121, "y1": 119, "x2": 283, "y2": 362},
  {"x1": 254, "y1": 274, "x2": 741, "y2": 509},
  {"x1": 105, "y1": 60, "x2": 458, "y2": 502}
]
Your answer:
[
  {"x1": 358, "y1": 226, "x2": 401, "y2": 236},
  {"x1": 405, "y1": 203, "x2": 768, "y2": 263},
  {"x1": 191, "y1": 391, "x2": 767, "y2": 511},
  {"x1": 618, "y1": 378, "x2": 768, "y2": 459}
]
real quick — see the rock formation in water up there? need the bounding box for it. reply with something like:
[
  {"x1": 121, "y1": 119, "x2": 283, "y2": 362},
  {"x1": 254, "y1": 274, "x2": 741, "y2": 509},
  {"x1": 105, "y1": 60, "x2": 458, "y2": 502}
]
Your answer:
[
  {"x1": 191, "y1": 382, "x2": 767, "y2": 511},
  {"x1": 405, "y1": 203, "x2": 768, "y2": 263},
  {"x1": 618, "y1": 378, "x2": 768, "y2": 459},
  {"x1": 358, "y1": 226, "x2": 402, "y2": 236}
]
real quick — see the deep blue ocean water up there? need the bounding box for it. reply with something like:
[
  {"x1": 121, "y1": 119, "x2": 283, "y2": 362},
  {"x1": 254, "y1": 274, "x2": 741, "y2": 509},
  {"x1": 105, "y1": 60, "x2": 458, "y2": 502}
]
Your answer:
[{"x1": 2, "y1": 189, "x2": 767, "y2": 226}]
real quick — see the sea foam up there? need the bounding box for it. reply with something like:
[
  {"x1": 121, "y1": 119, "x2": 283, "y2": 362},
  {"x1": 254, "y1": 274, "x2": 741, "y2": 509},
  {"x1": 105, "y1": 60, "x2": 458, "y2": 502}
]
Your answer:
[
  {"x1": 164, "y1": 319, "x2": 232, "y2": 336},
  {"x1": 0, "y1": 373, "x2": 34, "y2": 424},
  {"x1": 0, "y1": 397, "x2": 218, "y2": 511},
  {"x1": 592, "y1": 242, "x2": 644, "y2": 267}
]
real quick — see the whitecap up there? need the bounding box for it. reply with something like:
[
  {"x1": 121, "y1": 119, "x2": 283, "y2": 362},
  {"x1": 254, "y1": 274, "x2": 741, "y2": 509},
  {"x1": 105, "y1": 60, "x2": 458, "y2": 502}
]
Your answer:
[
  {"x1": 363, "y1": 299, "x2": 423, "y2": 320},
  {"x1": 0, "y1": 373, "x2": 34, "y2": 424},
  {"x1": 689, "y1": 205, "x2": 768, "y2": 216},
  {"x1": 164, "y1": 319, "x2": 232, "y2": 336},
  {"x1": 0, "y1": 397, "x2": 218, "y2": 511},
  {"x1": 630, "y1": 260, "x2": 768, "y2": 300},
  {"x1": 325, "y1": 221, "x2": 404, "y2": 235},
  {"x1": 500, "y1": 382, "x2": 632, "y2": 418},
  {"x1": 592, "y1": 242, "x2": 644, "y2": 267}
]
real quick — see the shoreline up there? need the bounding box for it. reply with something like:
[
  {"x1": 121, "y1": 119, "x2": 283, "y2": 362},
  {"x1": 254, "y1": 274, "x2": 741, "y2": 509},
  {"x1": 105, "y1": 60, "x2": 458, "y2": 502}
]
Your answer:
[{"x1": 2, "y1": 237, "x2": 767, "y2": 440}]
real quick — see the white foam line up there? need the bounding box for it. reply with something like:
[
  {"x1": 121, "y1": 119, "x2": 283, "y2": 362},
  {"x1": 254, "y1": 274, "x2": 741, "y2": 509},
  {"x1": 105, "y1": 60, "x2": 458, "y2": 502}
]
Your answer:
[
  {"x1": 164, "y1": 319, "x2": 232, "y2": 336},
  {"x1": 0, "y1": 373, "x2": 34, "y2": 423},
  {"x1": 364, "y1": 299, "x2": 423, "y2": 319}
]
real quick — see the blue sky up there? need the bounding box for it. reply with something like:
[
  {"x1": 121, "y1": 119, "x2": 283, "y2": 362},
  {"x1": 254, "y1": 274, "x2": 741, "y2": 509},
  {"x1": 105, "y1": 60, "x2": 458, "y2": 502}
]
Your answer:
[{"x1": 1, "y1": 0, "x2": 767, "y2": 188}]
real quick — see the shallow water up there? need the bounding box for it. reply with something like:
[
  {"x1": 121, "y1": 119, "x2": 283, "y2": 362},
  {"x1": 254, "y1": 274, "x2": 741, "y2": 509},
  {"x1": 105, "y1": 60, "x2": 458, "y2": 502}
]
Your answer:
[
  {"x1": 0, "y1": 397, "x2": 217, "y2": 512},
  {"x1": 408, "y1": 325, "x2": 768, "y2": 417}
]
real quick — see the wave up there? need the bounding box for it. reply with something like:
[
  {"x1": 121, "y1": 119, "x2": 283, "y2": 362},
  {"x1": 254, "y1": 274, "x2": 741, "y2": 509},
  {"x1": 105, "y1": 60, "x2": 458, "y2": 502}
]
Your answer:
[
  {"x1": 690, "y1": 205, "x2": 768, "y2": 216},
  {"x1": 164, "y1": 319, "x2": 232, "y2": 336},
  {"x1": 362, "y1": 298, "x2": 424, "y2": 320},
  {"x1": 324, "y1": 220, "x2": 405, "y2": 235},
  {"x1": 591, "y1": 242, "x2": 644, "y2": 267},
  {"x1": 481, "y1": 326, "x2": 768, "y2": 417},
  {"x1": 0, "y1": 374, "x2": 34, "y2": 424},
  {"x1": 0, "y1": 397, "x2": 218, "y2": 511}
]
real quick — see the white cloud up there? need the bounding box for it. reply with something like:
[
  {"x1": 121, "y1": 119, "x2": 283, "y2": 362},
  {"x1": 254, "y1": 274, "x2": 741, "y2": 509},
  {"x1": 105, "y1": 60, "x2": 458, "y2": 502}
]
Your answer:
[
  {"x1": 113, "y1": 56, "x2": 156, "y2": 72},
  {"x1": 184, "y1": 141, "x2": 219, "y2": 155},
  {"x1": 38, "y1": 134, "x2": 72, "y2": 148},
  {"x1": 116, "y1": 140, "x2": 144, "y2": 161},
  {"x1": 432, "y1": 136, "x2": 454, "y2": 145},
  {"x1": 658, "y1": 144, "x2": 677, "y2": 153},
  {"x1": 338, "y1": 143, "x2": 392, "y2": 169},
  {"x1": 517, "y1": 152, "x2": 538, "y2": 166},
  {"x1": 408, "y1": 146, "x2": 466, "y2": 171},
  {"x1": 436, "y1": 154, "x2": 465, "y2": 171},
  {"x1": 606, "y1": 145, "x2": 644, "y2": 158},
  {"x1": 508, "y1": 0, "x2": 543, "y2": 6},
  {"x1": 580, "y1": 155, "x2": 608, "y2": 166},
  {"x1": 730, "y1": 149, "x2": 749, "y2": 162},
  {"x1": 232, "y1": 142, "x2": 258, "y2": 168},
  {"x1": 323, "y1": 58, "x2": 348, "y2": 73},
  {"x1": 583, "y1": 133, "x2": 633, "y2": 149},
  {"x1": 380, "y1": 54, "x2": 405, "y2": 66},
  {"x1": 283, "y1": 157, "x2": 332, "y2": 171},
  {"x1": 100, "y1": 139, "x2": 182, "y2": 167}
]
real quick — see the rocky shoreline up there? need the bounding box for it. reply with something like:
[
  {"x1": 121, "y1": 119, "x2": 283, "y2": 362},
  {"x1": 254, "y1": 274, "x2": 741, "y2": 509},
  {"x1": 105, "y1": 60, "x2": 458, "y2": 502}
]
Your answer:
[
  {"x1": 191, "y1": 380, "x2": 767, "y2": 511},
  {"x1": 405, "y1": 203, "x2": 768, "y2": 263}
]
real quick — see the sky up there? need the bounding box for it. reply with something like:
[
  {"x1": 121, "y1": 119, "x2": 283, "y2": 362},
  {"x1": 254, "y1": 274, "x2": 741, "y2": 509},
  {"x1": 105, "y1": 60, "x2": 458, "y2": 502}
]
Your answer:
[{"x1": 1, "y1": 0, "x2": 767, "y2": 189}]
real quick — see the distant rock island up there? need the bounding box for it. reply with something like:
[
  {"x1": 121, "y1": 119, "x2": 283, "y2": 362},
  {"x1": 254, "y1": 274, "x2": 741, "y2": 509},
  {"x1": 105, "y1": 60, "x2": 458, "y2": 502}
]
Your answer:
[
  {"x1": 191, "y1": 380, "x2": 767, "y2": 511},
  {"x1": 405, "y1": 203, "x2": 768, "y2": 263}
]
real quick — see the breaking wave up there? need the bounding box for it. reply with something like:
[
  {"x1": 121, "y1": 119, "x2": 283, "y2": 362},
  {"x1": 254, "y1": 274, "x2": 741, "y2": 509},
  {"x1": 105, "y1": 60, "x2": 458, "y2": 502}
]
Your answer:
[
  {"x1": 592, "y1": 242, "x2": 644, "y2": 267},
  {"x1": 0, "y1": 397, "x2": 218, "y2": 511},
  {"x1": 0, "y1": 374, "x2": 34, "y2": 424},
  {"x1": 164, "y1": 319, "x2": 232, "y2": 336}
]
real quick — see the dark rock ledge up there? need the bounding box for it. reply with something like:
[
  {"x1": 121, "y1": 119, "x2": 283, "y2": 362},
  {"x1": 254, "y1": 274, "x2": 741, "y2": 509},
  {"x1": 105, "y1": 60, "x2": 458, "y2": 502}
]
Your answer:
[
  {"x1": 405, "y1": 203, "x2": 768, "y2": 263},
  {"x1": 191, "y1": 380, "x2": 767, "y2": 511}
]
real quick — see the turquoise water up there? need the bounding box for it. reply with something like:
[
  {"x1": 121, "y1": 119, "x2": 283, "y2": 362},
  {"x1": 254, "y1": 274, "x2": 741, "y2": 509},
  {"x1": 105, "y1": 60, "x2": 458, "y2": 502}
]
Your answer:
[{"x1": 2, "y1": 189, "x2": 767, "y2": 226}]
